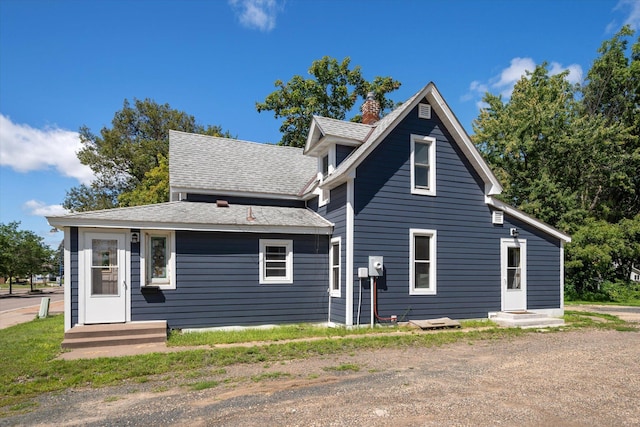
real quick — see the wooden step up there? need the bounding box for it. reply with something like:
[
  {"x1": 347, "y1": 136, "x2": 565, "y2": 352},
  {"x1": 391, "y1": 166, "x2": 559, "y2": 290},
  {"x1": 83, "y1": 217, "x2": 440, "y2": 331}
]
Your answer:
[{"x1": 62, "y1": 321, "x2": 167, "y2": 349}]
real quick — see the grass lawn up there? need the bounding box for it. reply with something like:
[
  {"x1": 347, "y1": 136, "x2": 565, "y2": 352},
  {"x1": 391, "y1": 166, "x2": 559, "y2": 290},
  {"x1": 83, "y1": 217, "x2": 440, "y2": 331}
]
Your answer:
[{"x1": 0, "y1": 311, "x2": 634, "y2": 416}]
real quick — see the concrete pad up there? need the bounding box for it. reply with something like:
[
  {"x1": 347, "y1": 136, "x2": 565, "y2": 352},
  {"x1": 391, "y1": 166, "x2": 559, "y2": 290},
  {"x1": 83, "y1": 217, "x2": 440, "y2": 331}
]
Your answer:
[{"x1": 409, "y1": 317, "x2": 461, "y2": 329}]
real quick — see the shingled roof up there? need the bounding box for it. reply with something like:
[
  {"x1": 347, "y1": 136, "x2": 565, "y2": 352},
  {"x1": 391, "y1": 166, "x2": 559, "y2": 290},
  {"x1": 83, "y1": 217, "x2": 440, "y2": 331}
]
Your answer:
[
  {"x1": 48, "y1": 201, "x2": 333, "y2": 234},
  {"x1": 169, "y1": 131, "x2": 316, "y2": 198}
]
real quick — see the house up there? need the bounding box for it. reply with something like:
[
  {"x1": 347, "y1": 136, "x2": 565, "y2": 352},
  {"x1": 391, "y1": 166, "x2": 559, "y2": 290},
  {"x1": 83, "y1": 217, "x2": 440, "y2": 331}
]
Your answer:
[
  {"x1": 631, "y1": 266, "x2": 640, "y2": 283},
  {"x1": 47, "y1": 83, "x2": 571, "y2": 333}
]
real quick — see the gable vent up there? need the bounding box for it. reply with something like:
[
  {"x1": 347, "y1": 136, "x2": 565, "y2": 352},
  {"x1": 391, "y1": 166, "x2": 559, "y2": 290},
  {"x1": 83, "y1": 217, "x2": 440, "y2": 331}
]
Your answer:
[
  {"x1": 418, "y1": 103, "x2": 431, "y2": 119},
  {"x1": 492, "y1": 210, "x2": 504, "y2": 225}
]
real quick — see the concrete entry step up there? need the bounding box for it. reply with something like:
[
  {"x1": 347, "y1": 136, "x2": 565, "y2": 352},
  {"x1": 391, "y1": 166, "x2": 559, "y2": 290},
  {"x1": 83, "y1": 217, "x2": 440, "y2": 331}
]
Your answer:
[
  {"x1": 488, "y1": 311, "x2": 564, "y2": 329},
  {"x1": 62, "y1": 321, "x2": 167, "y2": 349}
]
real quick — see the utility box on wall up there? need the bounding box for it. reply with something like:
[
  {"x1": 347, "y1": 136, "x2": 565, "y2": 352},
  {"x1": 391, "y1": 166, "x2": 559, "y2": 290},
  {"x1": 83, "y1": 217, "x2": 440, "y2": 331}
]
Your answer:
[{"x1": 368, "y1": 256, "x2": 384, "y2": 277}]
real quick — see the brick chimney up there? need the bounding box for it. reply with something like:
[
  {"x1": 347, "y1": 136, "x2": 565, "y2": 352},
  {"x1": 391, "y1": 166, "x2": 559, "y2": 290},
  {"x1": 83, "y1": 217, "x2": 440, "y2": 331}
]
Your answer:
[{"x1": 361, "y1": 92, "x2": 380, "y2": 125}]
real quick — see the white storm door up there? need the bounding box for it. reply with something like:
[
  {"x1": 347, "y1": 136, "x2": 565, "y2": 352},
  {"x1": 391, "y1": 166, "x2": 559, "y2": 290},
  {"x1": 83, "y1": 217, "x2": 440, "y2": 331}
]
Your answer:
[
  {"x1": 501, "y1": 238, "x2": 527, "y2": 311},
  {"x1": 84, "y1": 232, "x2": 127, "y2": 323}
]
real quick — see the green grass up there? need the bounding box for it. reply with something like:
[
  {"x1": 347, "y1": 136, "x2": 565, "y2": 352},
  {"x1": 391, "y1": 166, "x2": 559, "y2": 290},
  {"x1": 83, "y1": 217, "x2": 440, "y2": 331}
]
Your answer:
[
  {"x1": 168, "y1": 323, "x2": 417, "y2": 346},
  {"x1": 566, "y1": 300, "x2": 640, "y2": 307},
  {"x1": 322, "y1": 363, "x2": 360, "y2": 372},
  {"x1": 0, "y1": 311, "x2": 634, "y2": 415},
  {"x1": 251, "y1": 371, "x2": 291, "y2": 382},
  {"x1": 189, "y1": 380, "x2": 220, "y2": 391}
]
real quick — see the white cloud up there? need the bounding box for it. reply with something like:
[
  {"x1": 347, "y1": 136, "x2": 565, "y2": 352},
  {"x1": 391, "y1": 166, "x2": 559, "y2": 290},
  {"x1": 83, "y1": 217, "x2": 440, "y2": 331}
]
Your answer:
[
  {"x1": 613, "y1": 0, "x2": 640, "y2": 30},
  {"x1": 463, "y1": 57, "x2": 583, "y2": 104},
  {"x1": 23, "y1": 200, "x2": 69, "y2": 217},
  {"x1": 0, "y1": 114, "x2": 94, "y2": 184},
  {"x1": 229, "y1": 0, "x2": 282, "y2": 32}
]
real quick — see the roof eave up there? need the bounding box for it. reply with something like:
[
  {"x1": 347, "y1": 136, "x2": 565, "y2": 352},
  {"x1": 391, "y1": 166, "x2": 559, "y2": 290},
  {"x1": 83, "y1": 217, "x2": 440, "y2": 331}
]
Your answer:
[
  {"x1": 485, "y1": 196, "x2": 572, "y2": 243},
  {"x1": 169, "y1": 187, "x2": 308, "y2": 201},
  {"x1": 46, "y1": 217, "x2": 333, "y2": 235}
]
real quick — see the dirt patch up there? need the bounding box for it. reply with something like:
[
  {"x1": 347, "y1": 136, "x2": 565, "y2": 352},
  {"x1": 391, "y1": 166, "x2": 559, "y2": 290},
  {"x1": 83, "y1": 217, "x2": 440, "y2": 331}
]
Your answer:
[{"x1": 4, "y1": 328, "x2": 640, "y2": 426}]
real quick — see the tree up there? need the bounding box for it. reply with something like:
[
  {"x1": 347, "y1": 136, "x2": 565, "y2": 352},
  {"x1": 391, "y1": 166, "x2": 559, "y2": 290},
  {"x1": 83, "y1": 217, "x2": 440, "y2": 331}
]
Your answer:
[
  {"x1": 472, "y1": 64, "x2": 581, "y2": 228},
  {"x1": 0, "y1": 222, "x2": 21, "y2": 294},
  {"x1": 580, "y1": 25, "x2": 640, "y2": 222},
  {"x1": 256, "y1": 56, "x2": 401, "y2": 147},
  {"x1": 64, "y1": 98, "x2": 232, "y2": 212},
  {"x1": 0, "y1": 222, "x2": 54, "y2": 294},
  {"x1": 472, "y1": 28, "x2": 640, "y2": 298}
]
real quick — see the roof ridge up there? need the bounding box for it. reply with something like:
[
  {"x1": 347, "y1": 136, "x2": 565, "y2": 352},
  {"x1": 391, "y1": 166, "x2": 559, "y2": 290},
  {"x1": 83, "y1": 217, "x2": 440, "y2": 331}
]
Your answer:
[{"x1": 170, "y1": 130, "x2": 302, "y2": 151}]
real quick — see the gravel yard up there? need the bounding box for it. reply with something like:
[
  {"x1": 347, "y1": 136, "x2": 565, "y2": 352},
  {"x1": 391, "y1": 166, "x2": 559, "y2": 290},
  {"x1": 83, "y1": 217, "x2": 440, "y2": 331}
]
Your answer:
[{"x1": 4, "y1": 326, "x2": 639, "y2": 426}]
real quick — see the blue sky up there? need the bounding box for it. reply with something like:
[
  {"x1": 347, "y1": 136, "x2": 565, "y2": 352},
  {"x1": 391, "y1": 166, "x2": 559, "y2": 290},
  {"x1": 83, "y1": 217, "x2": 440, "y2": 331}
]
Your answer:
[{"x1": 1, "y1": 0, "x2": 639, "y2": 247}]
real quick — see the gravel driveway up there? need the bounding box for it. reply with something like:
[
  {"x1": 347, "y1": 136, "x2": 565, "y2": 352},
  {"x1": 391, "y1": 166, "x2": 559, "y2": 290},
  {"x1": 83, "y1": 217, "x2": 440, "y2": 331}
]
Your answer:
[{"x1": 4, "y1": 326, "x2": 639, "y2": 426}]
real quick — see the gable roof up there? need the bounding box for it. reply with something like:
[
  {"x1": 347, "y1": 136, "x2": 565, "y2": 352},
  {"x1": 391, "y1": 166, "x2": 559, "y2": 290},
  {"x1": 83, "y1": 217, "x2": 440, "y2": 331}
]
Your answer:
[
  {"x1": 317, "y1": 83, "x2": 503, "y2": 196},
  {"x1": 47, "y1": 201, "x2": 333, "y2": 235},
  {"x1": 304, "y1": 116, "x2": 373, "y2": 156},
  {"x1": 169, "y1": 130, "x2": 316, "y2": 199}
]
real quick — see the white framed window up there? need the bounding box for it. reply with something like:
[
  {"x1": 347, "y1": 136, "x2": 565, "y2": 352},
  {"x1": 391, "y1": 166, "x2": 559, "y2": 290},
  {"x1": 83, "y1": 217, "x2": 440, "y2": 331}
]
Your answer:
[
  {"x1": 140, "y1": 231, "x2": 176, "y2": 289},
  {"x1": 410, "y1": 134, "x2": 436, "y2": 196},
  {"x1": 259, "y1": 239, "x2": 293, "y2": 284},
  {"x1": 329, "y1": 237, "x2": 341, "y2": 297},
  {"x1": 409, "y1": 229, "x2": 437, "y2": 295},
  {"x1": 318, "y1": 148, "x2": 336, "y2": 207}
]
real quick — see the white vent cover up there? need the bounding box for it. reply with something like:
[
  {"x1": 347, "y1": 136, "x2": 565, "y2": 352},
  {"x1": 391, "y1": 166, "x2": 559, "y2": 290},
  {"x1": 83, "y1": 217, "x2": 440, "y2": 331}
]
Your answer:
[
  {"x1": 418, "y1": 103, "x2": 431, "y2": 119},
  {"x1": 492, "y1": 210, "x2": 504, "y2": 225}
]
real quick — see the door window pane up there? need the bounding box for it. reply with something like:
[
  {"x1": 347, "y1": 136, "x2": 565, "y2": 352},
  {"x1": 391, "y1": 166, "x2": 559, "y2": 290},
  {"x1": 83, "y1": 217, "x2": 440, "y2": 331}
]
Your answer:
[
  {"x1": 507, "y1": 247, "x2": 521, "y2": 290},
  {"x1": 91, "y1": 239, "x2": 118, "y2": 295}
]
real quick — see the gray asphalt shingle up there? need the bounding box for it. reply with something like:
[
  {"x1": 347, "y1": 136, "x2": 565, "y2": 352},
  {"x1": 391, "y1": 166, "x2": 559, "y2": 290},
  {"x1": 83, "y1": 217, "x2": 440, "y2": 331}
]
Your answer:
[
  {"x1": 48, "y1": 201, "x2": 332, "y2": 233},
  {"x1": 169, "y1": 130, "x2": 316, "y2": 196}
]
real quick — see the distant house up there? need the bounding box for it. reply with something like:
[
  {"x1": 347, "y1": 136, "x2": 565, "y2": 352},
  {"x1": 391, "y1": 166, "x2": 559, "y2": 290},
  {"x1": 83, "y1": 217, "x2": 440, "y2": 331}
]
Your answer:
[
  {"x1": 47, "y1": 83, "x2": 571, "y2": 332},
  {"x1": 631, "y1": 266, "x2": 640, "y2": 283}
]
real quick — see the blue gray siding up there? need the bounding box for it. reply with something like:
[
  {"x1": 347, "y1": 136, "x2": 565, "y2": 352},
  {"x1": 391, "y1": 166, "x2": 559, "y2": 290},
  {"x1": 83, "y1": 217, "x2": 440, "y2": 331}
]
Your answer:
[
  {"x1": 352, "y1": 101, "x2": 562, "y2": 321},
  {"x1": 130, "y1": 231, "x2": 329, "y2": 329},
  {"x1": 336, "y1": 144, "x2": 355, "y2": 166},
  {"x1": 309, "y1": 183, "x2": 347, "y2": 324},
  {"x1": 185, "y1": 194, "x2": 305, "y2": 208}
]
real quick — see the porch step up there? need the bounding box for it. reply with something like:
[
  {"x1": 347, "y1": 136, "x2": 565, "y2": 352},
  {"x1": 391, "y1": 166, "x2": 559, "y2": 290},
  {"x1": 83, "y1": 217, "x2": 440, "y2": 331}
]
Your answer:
[
  {"x1": 488, "y1": 311, "x2": 565, "y2": 329},
  {"x1": 62, "y1": 321, "x2": 167, "y2": 349}
]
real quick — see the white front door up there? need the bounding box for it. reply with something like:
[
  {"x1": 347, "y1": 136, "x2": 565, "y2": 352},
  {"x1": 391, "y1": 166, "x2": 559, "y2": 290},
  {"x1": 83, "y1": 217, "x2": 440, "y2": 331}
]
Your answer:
[
  {"x1": 501, "y1": 238, "x2": 527, "y2": 311},
  {"x1": 83, "y1": 232, "x2": 127, "y2": 323}
]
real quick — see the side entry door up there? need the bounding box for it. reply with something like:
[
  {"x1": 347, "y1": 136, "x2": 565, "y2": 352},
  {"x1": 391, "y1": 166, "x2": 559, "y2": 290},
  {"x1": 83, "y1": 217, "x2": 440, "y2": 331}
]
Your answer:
[
  {"x1": 84, "y1": 232, "x2": 127, "y2": 323},
  {"x1": 501, "y1": 238, "x2": 527, "y2": 311}
]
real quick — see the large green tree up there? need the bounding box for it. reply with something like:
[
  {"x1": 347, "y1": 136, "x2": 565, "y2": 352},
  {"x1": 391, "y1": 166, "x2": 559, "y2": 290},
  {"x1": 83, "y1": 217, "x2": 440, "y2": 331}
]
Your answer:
[
  {"x1": 0, "y1": 222, "x2": 54, "y2": 294},
  {"x1": 256, "y1": 56, "x2": 401, "y2": 147},
  {"x1": 472, "y1": 27, "x2": 639, "y2": 296},
  {"x1": 64, "y1": 98, "x2": 232, "y2": 212}
]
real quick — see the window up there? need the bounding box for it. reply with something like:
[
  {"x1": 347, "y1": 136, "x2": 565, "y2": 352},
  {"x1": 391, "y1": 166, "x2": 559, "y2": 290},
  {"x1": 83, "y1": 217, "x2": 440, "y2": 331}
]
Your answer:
[
  {"x1": 329, "y1": 237, "x2": 341, "y2": 296},
  {"x1": 506, "y1": 247, "x2": 522, "y2": 289},
  {"x1": 141, "y1": 231, "x2": 176, "y2": 289},
  {"x1": 259, "y1": 239, "x2": 293, "y2": 284},
  {"x1": 410, "y1": 135, "x2": 436, "y2": 196},
  {"x1": 321, "y1": 155, "x2": 329, "y2": 178},
  {"x1": 409, "y1": 229, "x2": 437, "y2": 295}
]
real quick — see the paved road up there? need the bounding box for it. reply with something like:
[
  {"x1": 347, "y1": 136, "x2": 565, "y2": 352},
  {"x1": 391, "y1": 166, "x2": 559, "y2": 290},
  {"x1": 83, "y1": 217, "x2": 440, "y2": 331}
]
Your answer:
[
  {"x1": 0, "y1": 287, "x2": 64, "y2": 329},
  {"x1": 0, "y1": 287, "x2": 64, "y2": 311}
]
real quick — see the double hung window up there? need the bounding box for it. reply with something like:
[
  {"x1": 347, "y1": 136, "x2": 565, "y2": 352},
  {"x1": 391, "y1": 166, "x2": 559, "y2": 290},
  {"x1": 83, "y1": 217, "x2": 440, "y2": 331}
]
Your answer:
[
  {"x1": 409, "y1": 229, "x2": 437, "y2": 295},
  {"x1": 410, "y1": 135, "x2": 436, "y2": 196},
  {"x1": 259, "y1": 240, "x2": 293, "y2": 284}
]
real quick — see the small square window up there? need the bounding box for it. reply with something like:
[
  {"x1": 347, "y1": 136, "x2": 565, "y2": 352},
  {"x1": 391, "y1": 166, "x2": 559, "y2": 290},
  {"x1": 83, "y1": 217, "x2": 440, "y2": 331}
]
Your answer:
[{"x1": 260, "y1": 240, "x2": 293, "y2": 284}]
